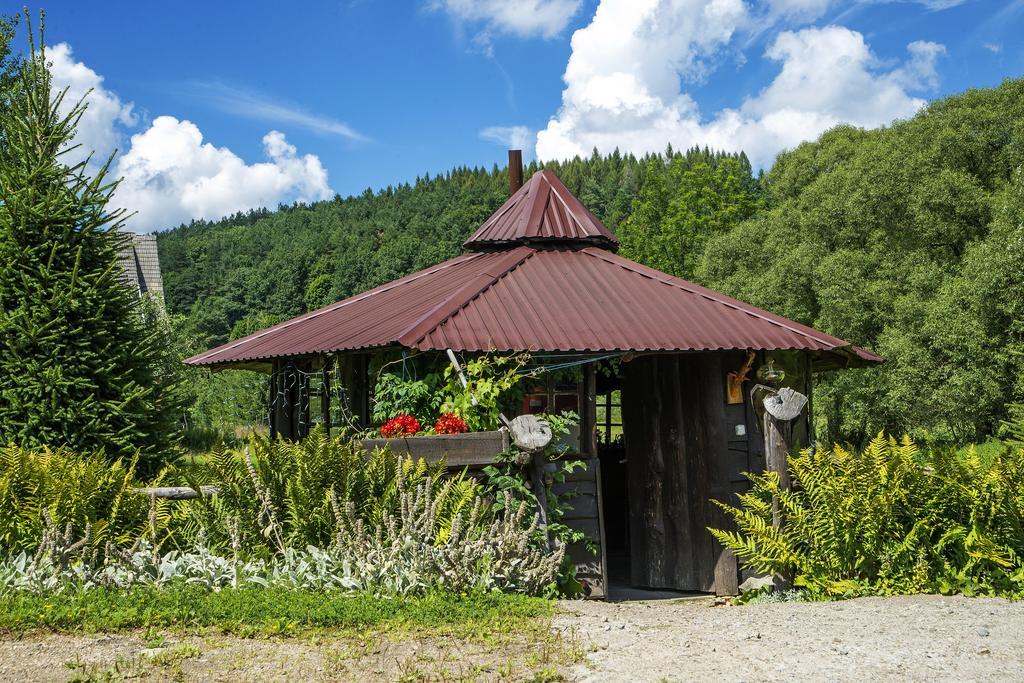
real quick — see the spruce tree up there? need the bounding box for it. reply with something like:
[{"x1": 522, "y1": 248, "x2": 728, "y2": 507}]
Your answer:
[{"x1": 0, "y1": 19, "x2": 181, "y2": 470}]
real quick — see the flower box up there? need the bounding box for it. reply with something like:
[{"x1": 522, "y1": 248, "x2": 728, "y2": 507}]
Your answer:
[{"x1": 361, "y1": 428, "x2": 510, "y2": 468}]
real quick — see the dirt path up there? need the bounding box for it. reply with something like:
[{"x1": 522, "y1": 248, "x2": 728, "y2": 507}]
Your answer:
[
  {"x1": 3, "y1": 594, "x2": 1022, "y2": 681},
  {"x1": 556, "y1": 593, "x2": 1024, "y2": 682},
  {"x1": 0, "y1": 626, "x2": 575, "y2": 681}
]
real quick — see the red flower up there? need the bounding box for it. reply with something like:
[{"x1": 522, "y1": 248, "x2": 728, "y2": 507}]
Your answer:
[
  {"x1": 381, "y1": 413, "x2": 421, "y2": 438},
  {"x1": 434, "y1": 412, "x2": 468, "y2": 435}
]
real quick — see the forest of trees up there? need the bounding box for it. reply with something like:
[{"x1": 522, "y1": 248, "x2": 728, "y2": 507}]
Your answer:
[{"x1": 159, "y1": 78, "x2": 1024, "y2": 446}]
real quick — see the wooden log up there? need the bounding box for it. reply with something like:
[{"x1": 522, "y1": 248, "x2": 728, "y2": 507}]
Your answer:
[
  {"x1": 753, "y1": 383, "x2": 808, "y2": 591},
  {"x1": 132, "y1": 486, "x2": 219, "y2": 500},
  {"x1": 764, "y1": 412, "x2": 792, "y2": 501},
  {"x1": 508, "y1": 415, "x2": 551, "y2": 451}
]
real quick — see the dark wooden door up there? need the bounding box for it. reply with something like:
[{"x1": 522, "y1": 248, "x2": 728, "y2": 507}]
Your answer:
[{"x1": 622, "y1": 353, "x2": 739, "y2": 594}]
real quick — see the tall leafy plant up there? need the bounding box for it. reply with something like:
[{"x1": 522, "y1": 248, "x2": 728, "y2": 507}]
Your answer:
[
  {"x1": 440, "y1": 354, "x2": 530, "y2": 431},
  {"x1": 0, "y1": 16, "x2": 182, "y2": 468},
  {"x1": 0, "y1": 443, "x2": 163, "y2": 555},
  {"x1": 710, "y1": 428, "x2": 1024, "y2": 598},
  {"x1": 175, "y1": 426, "x2": 481, "y2": 554}
]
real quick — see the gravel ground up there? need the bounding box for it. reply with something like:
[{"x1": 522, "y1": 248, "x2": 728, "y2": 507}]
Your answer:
[
  {"x1": 555, "y1": 593, "x2": 1024, "y2": 682},
  {"x1": 3, "y1": 594, "x2": 1021, "y2": 681}
]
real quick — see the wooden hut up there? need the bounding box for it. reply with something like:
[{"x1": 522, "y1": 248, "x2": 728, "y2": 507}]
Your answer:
[{"x1": 186, "y1": 153, "x2": 880, "y2": 598}]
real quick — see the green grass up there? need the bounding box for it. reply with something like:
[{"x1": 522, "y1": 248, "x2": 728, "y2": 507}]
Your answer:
[{"x1": 0, "y1": 585, "x2": 553, "y2": 637}]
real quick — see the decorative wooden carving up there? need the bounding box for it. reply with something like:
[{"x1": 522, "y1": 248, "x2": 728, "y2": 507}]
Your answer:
[{"x1": 725, "y1": 351, "x2": 756, "y2": 404}]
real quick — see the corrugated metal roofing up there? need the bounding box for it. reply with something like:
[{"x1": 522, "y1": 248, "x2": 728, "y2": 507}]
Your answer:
[
  {"x1": 464, "y1": 170, "x2": 619, "y2": 249},
  {"x1": 185, "y1": 244, "x2": 881, "y2": 367},
  {"x1": 185, "y1": 249, "x2": 530, "y2": 366},
  {"x1": 186, "y1": 168, "x2": 880, "y2": 368}
]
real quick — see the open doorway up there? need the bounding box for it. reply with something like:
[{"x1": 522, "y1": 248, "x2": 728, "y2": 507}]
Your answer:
[{"x1": 595, "y1": 369, "x2": 630, "y2": 585}]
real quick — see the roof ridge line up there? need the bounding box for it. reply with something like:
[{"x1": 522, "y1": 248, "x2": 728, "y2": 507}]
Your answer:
[
  {"x1": 580, "y1": 248, "x2": 841, "y2": 348},
  {"x1": 397, "y1": 246, "x2": 535, "y2": 348},
  {"x1": 185, "y1": 253, "x2": 481, "y2": 365}
]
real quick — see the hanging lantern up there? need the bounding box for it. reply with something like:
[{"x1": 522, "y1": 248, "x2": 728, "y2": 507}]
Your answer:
[{"x1": 757, "y1": 358, "x2": 785, "y2": 385}]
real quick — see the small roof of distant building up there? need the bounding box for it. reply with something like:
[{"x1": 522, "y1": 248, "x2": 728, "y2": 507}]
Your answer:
[{"x1": 118, "y1": 233, "x2": 164, "y2": 301}]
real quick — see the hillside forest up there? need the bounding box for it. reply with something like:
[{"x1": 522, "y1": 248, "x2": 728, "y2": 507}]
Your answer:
[{"x1": 159, "y1": 78, "x2": 1024, "y2": 447}]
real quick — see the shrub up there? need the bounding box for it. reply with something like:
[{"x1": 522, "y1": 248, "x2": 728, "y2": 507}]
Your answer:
[
  {"x1": 0, "y1": 457, "x2": 562, "y2": 597},
  {"x1": 0, "y1": 444, "x2": 165, "y2": 555},
  {"x1": 173, "y1": 426, "x2": 478, "y2": 554},
  {"x1": 380, "y1": 413, "x2": 421, "y2": 438},
  {"x1": 0, "y1": 428, "x2": 566, "y2": 598},
  {"x1": 710, "y1": 427, "x2": 1024, "y2": 598},
  {"x1": 371, "y1": 371, "x2": 443, "y2": 427},
  {"x1": 434, "y1": 412, "x2": 468, "y2": 435}
]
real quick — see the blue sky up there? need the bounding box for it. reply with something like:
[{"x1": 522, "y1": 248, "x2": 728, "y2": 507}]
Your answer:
[{"x1": 15, "y1": 0, "x2": 1024, "y2": 231}]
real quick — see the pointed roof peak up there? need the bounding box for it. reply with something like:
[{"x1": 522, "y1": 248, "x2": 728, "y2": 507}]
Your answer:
[{"x1": 464, "y1": 169, "x2": 619, "y2": 250}]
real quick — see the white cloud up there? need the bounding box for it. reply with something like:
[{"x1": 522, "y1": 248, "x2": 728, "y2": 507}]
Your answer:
[
  {"x1": 765, "y1": 0, "x2": 834, "y2": 21},
  {"x1": 536, "y1": 0, "x2": 946, "y2": 168},
  {"x1": 914, "y1": 0, "x2": 968, "y2": 9},
  {"x1": 430, "y1": 0, "x2": 582, "y2": 39},
  {"x1": 46, "y1": 44, "x2": 334, "y2": 232},
  {"x1": 982, "y1": 42, "x2": 1002, "y2": 54},
  {"x1": 892, "y1": 40, "x2": 947, "y2": 89},
  {"x1": 113, "y1": 117, "x2": 332, "y2": 231},
  {"x1": 766, "y1": 0, "x2": 968, "y2": 21},
  {"x1": 47, "y1": 42, "x2": 137, "y2": 166},
  {"x1": 480, "y1": 125, "x2": 535, "y2": 151},
  {"x1": 190, "y1": 83, "x2": 367, "y2": 141}
]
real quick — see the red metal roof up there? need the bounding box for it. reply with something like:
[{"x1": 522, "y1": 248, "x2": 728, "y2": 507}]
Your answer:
[
  {"x1": 464, "y1": 170, "x2": 619, "y2": 249},
  {"x1": 185, "y1": 244, "x2": 881, "y2": 367},
  {"x1": 186, "y1": 168, "x2": 879, "y2": 368}
]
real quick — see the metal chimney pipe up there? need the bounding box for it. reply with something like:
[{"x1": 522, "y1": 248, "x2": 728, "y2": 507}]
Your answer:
[{"x1": 508, "y1": 149, "x2": 523, "y2": 196}]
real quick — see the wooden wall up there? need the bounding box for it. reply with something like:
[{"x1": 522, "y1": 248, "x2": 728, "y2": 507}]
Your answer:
[{"x1": 622, "y1": 352, "x2": 758, "y2": 595}]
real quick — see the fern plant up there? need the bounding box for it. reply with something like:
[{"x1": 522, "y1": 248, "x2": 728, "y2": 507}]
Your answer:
[
  {"x1": 711, "y1": 430, "x2": 1024, "y2": 598},
  {"x1": 173, "y1": 426, "x2": 481, "y2": 554},
  {"x1": 0, "y1": 444, "x2": 165, "y2": 555}
]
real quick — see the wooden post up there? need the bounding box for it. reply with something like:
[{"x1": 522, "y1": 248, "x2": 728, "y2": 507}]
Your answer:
[
  {"x1": 270, "y1": 359, "x2": 298, "y2": 441},
  {"x1": 352, "y1": 353, "x2": 371, "y2": 429},
  {"x1": 755, "y1": 384, "x2": 807, "y2": 590},
  {"x1": 268, "y1": 362, "x2": 277, "y2": 440},
  {"x1": 296, "y1": 360, "x2": 311, "y2": 440},
  {"x1": 763, "y1": 410, "x2": 791, "y2": 528},
  {"x1": 509, "y1": 415, "x2": 554, "y2": 550},
  {"x1": 579, "y1": 362, "x2": 597, "y2": 457},
  {"x1": 320, "y1": 356, "x2": 332, "y2": 435},
  {"x1": 530, "y1": 452, "x2": 552, "y2": 549}
]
